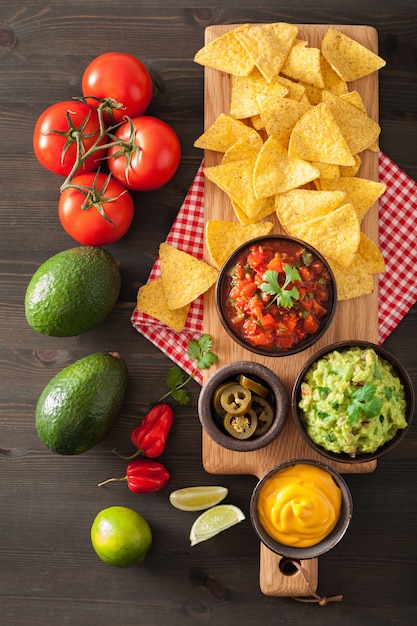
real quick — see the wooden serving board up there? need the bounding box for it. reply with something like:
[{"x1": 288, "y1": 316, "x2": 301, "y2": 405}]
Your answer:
[{"x1": 201, "y1": 24, "x2": 381, "y2": 596}]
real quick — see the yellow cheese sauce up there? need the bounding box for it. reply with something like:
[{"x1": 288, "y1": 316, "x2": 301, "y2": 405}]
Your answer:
[{"x1": 257, "y1": 463, "x2": 342, "y2": 548}]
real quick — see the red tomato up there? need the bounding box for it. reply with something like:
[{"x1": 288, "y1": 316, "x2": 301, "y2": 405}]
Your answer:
[
  {"x1": 107, "y1": 116, "x2": 181, "y2": 191},
  {"x1": 58, "y1": 172, "x2": 134, "y2": 245},
  {"x1": 33, "y1": 100, "x2": 107, "y2": 177},
  {"x1": 82, "y1": 52, "x2": 153, "y2": 123}
]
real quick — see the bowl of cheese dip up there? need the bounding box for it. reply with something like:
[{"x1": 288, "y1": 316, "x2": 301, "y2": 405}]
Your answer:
[{"x1": 250, "y1": 459, "x2": 353, "y2": 560}]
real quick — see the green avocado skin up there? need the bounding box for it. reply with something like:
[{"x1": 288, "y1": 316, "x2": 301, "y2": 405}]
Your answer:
[
  {"x1": 25, "y1": 246, "x2": 121, "y2": 337},
  {"x1": 35, "y1": 352, "x2": 128, "y2": 455}
]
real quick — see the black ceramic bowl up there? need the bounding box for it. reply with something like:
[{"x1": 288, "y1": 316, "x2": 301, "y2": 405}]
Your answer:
[
  {"x1": 250, "y1": 459, "x2": 353, "y2": 560},
  {"x1": 198, "y1": 361, "x2": 288, "y2": 452},
  {"x1": 215, "y1": 235, "x2": 337, "y2": 357},
  {"x1": 291, "y1": 340, "x2": 415, "y2": 464}
]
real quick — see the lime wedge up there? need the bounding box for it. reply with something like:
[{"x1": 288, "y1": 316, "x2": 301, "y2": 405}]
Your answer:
[
  {"x1": 189, "y1": 504, "x2": 246, "y2": 546},
  {"x1": 169, "y1": 486, "x2": 228, "y2": 512}
]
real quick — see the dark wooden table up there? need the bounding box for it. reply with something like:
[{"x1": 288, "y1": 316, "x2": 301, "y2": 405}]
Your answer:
[{"x1": 1, "y1": 2, "x2": 416, "y2": 625}]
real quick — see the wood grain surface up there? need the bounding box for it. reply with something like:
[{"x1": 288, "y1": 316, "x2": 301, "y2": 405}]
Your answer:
[
  {"x1": 0, "y1": 2, "x2": 416, "y2": 624},
  {"x1": 201, "y1": 24, "x2": 381, "y2": 595}
]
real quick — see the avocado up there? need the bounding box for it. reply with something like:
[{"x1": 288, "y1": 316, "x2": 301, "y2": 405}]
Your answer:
[
  {"x1": 25, "y1": 246, "x2": 121, "y2": 336},
  {"x1": 35, "y1": 352, "x2": 128, "y2": 455}
]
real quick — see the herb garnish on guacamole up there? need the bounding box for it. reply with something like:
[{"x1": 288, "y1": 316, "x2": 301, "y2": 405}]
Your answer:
[{"x1": 298, "y1": 348, "x2": 407, "y2": 457}]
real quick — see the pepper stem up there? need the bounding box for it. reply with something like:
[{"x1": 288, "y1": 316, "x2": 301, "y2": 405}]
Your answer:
[
  {"x1": 111, "y1": 448, "x2": 143, "y2": 461},
  {"x1": 97, "y1": 476, "x2": 127, "y2": 487}
]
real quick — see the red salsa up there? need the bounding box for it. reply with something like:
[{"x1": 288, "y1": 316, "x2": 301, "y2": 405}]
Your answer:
[{"x1": 224, "y1": 241, "x2": 333, "y2": 351}]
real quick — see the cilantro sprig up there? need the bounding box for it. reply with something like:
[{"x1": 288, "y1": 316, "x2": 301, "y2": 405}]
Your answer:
[
  {"x1": 159, "y1": 334, "x2": 218, "y2": 405},
  {"x1": 347, "y1": 384, "x2": 383, "y2": 424},
  {"x1": 260, "y1": 264, "x2": 301, "y2": 309}
]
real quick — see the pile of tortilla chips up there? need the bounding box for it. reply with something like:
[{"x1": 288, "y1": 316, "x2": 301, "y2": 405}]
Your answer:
[
  {"x1": 194, "y1": 23, "x2": 387, "y2": 300},
  {"x1": 136, "y1": 243, "x2": 218, "y2": 332}
]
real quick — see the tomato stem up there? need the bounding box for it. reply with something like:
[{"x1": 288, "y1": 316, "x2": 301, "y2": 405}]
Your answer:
[{"x1": 59, "y1": 98, "x2": 131, "y2": 194}]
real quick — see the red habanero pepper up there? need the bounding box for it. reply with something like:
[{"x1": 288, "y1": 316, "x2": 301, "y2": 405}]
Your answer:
[
  {"x1": 98, "y1": 458, "x2": 170, "y2": 493},
  {"x1": 113, "y1": 403, "x2": 174, "y2": 460},
  {"x1": 130, "y1": 404, "x2": 174, "y2": 458}
]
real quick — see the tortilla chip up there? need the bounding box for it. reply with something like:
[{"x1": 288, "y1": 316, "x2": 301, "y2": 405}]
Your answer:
[
  {"x1": 253, "y1": 136, "x2": 320, "y2": 198},
  {"x1": 250, "y1": 114, "x2": 265, "y2": 130},
  {"x1": 194, "y1": 113, "x2": 262, "y2": 152},
  {"x1": 339, "y1": 91, "x2": 379, "y2": 151},
  {"x1": 310, "y1": 162, "x2": 340, "y2": 179},
  {"x1": 320, "y1": 55, "x2": 348, "y2": 95},
  {"x1": 321, "y1": 28, "x2": 386, "y2": 82},
  {"x1": 281, "y1": 40, "x2": 325, "y2": 88},
  {"x1": 194, "y1": 26, "x2": 255, "y2": 76},
  {"x1": 288, "y1": 102, "x2": 355, "y2": 166},
  {"x1": 136, "y1": 278, "x2": 190, "y2": 332},
  {"x1": 327, "y1": 257, "x2": 375, "y2": 300},
  {"x1": 275, "y1": 188, "x2": 347, "y2": 232},
  {"x1": 231, "y1": 197, "x2": 275, "y2": 224},
  {"x1": 322, "y1": 90, "x2": 381, "y2": 155},
  {"x1": 318, "y1": 176, "x2": 386, "y2": 222},
  {"x1": 230, "y1": 69, "x2": 288, "y2": 118},
  {"x1": 366, "y1": 141, "x2": 380, "y2": 153},
  {"x1": 288, "y1": 202, "x2": 360, "y2": 267},
  {"x1": 204, "y1": 158, "x2": 262, "y2": 218},
  {"x1": 339, "y1": 89, "x2": 367, "y2": 112},
  {"x1": 300, "y1": 53, "x2": 349, "y2": 105},
  {"x1": 159, "y1": 243, "x2": 218, "y2": 310},
  {"x1": 299, "y1": 83, "x2": 323, "y2": 106},
  {"x1": 221, "y1": 141, "x2": 261, "y2": 164},
  {"x1": 327, "y1": 233, "x2": 384, "y2": 300},
  {"x1": 356, "y1": 232, "x2": 385, "y2": 273},
  {"x1": 256, "y1": 94, "x2": 311, "y2": 145},
  {"x1": 340, "y1": 154, "x2": 362, "y2": 177},
  {"x1": 235, "y1": 22, "x2": 298, "y2": 81},
  {"x1": 275, "y1": 74, "x2": 307, "y2": 101},
  {"x1": 205, "y1": 220, "x2": 274, "y2": 268}
]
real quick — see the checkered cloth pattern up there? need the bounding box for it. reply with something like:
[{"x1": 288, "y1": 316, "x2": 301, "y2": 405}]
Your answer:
[
  {"x1": 131, "y1": 154, "x2": 417, "y2": 385},
  {"x1": 131, "y1": 162, "x2": 206, "y2": 384},
  {"x1": 378, "y1": 153, "x2": 417, "y2": 342}
]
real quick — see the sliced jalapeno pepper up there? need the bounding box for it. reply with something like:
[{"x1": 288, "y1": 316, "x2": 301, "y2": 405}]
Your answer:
[
  {"x1": 223, "y1": 408, "x2": 258, "y2": 439},
  {"x1": 251, "y1": 395, "x2": 274, "y2": 436},
  {"x1": 220, "y1": 383, "x2": 252, "y2": 415},
  {"x1": 212, "y1": 382, "x2": 236, "y2": 416},
  {"x1": 238, "y1": 375, "x2": 270, "y2": 399}
]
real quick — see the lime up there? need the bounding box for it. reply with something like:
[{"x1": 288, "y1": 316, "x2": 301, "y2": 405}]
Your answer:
[
  {"x1": 169, "y1": 486, "x2": 228, "y2": 512},
  {"x1": 91, "y1": 506, "x2": 152, "y2": 567},
  {"x1": 189, "y1": 504, "x2": 246, "y2": 546}
]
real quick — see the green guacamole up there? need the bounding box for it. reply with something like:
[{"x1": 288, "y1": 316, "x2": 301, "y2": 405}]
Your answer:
[{"x1": 298, "y1": 348, "x2": 407, "y2": 457}]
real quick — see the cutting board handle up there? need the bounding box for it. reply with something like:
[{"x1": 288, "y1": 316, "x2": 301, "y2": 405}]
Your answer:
[{"x1": 260, "y1": 544, "x2": 318, "y2": 597}]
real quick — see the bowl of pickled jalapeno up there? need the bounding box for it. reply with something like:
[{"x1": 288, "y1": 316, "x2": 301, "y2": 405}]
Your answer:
[
  {"x1": 198, "y1": 361, "x2": 288, "y2": 452},
  {"x1": 215, "y1": 235, "x2": 337, "y2": 357}
]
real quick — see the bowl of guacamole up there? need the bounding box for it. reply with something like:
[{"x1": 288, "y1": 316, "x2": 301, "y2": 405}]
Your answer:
[{"x1": 291, "y1": 341, "x2": 415, "y2": 463}]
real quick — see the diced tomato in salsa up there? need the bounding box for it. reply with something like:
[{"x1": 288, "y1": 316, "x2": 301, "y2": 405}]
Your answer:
[{"x1": 225, "y1": 241, "x2": 332, "y2": 351}]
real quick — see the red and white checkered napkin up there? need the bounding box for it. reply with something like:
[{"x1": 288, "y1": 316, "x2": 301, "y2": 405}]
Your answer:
[
  {"x1": 131, "y1": 162, "x2": 206, "y2": 385},
  {"x1": 131, "y1": 154, "x2": 417, "y2": 385},
  {"x1": 378, "y1": 153, "x2": 417, "y2": 342}
]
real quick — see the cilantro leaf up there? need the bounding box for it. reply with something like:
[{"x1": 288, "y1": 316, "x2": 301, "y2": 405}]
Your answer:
[
  {"x1": 347, "y1": 384, "x2": 383, "y2": 424},
  {"x1": 159, "y1": 334, "x2": 218, "y2": 404},
  {"x1": 187, "y1": 334, "x2": 218, "y2": 369},
  {"x1": 187, "y1": 338, "x2": 203, "y2": 361},
  {"x1": 194, "y1": 333, "x2": 213, "y2": 354},
  {"x1": 166, "y1": 365, "x2": 185, "y2": 390},
  {"x1": 260, "y1": 264, "x2": 301, "y2": 309},
  {"x1": 171, "y1": 387, "x2": 191, "y2": 405}
]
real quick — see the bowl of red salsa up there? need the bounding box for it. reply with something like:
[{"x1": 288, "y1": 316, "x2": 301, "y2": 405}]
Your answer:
[{"x1": 215, "y1": 235, "x2": 337, "y2": 357}]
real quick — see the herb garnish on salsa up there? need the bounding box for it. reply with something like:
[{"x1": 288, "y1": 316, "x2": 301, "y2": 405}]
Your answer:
[{"x1": 224, "y1": 240, "x2": 333, "y2": 351}]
